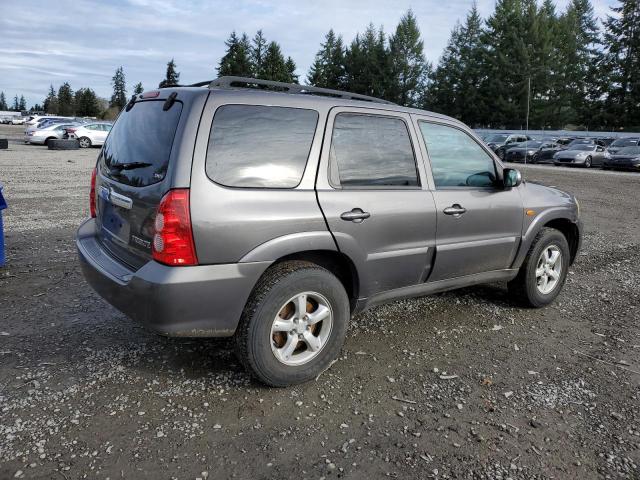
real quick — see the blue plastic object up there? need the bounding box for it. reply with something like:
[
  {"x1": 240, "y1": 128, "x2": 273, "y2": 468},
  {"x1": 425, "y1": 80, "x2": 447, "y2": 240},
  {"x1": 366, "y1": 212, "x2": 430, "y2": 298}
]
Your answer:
[{"x1": 0, "y1": 183, "x2": 6, "y2": 267}]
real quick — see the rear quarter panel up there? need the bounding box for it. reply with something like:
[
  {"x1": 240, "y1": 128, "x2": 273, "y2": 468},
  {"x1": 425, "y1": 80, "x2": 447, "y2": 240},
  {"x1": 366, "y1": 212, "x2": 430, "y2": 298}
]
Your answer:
[{"x1": 189, "y1": 91, "x2": 333, "y2": 264}]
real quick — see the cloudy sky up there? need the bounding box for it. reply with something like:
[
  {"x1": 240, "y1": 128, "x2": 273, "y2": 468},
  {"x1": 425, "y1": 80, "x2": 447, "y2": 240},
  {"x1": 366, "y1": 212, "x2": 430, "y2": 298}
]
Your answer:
[{"x1": 1, "y1": 0, "x2": 618, "y2": 107}]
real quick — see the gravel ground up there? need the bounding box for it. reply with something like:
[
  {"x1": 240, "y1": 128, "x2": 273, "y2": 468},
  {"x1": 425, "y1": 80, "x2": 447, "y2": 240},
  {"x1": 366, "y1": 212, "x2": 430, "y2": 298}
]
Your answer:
[{"x1": 0, "y1": 124, "x2": 639, "y2": 479}]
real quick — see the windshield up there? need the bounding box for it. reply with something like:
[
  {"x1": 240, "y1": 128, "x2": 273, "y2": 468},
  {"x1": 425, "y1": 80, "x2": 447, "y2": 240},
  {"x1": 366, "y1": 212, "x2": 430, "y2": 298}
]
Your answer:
[
  {"x1": 99, "y1": 100, "x2": 183, "y2": 187},
  {"x1": 617, "y1": 146, "x2": 640, "y2": 155},
  {"x1": 486, "y1": 134, "x2": 508, "y2": 143},
  {"x1": 610, "y1": 138, "x2": 639, "y2": 148}
]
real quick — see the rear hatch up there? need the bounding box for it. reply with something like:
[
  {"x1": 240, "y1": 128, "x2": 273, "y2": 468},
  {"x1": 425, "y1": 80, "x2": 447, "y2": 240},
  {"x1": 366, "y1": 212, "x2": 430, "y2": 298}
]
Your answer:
[{"x1": 94, "y1": 95, "x2": 188, "y2": 270}]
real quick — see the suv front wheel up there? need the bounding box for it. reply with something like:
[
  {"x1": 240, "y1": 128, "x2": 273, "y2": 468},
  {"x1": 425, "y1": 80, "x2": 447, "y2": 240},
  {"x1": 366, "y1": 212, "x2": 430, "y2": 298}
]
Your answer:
[
  {"x1": 235, "y1": 261, "x2": 349, "y2": 387},
  {"x1": 508, "y1": 228, "x2": 570, "y2": 307}
]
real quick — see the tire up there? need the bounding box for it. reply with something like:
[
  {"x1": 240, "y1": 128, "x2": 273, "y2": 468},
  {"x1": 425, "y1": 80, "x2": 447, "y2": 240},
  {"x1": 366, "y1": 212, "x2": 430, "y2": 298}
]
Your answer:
[
  {"x1": 235, "y1": 261, "x2": 350, "y2": 387},
  {"x1": 508, "y1": 228, "x2": 570, "y2": 308},
  {"x1": 78, "y1": 137, "x2": 92, "y2": 148},
  {"x1": 584, "y1": 156, "x2": 592, "y2": 168},
  {"x1": 48, "y1": 139, "x2": 80, "y2": 150}
]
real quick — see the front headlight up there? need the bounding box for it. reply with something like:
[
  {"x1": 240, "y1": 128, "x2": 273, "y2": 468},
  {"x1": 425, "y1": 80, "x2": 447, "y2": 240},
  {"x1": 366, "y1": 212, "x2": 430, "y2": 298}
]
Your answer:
[
  {"x1": 527, "y1": 150, "x2": 536, "y2": 155},
  {"x1": 604, "y1": 152, "x2": 612, "y2": 159}
]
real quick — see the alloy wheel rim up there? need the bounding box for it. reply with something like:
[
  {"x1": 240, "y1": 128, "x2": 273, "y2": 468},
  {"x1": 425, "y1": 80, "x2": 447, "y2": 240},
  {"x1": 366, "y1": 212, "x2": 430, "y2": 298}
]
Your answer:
[
  {"x1": 80, "y1": 138, "x2": 90, "y2": 148},
  {"x1": 536, "y1": 245, "x2": 562, "y2": 295},
  {"x1": 270, "y1": 291, "x2": 333, "y2": 366}
]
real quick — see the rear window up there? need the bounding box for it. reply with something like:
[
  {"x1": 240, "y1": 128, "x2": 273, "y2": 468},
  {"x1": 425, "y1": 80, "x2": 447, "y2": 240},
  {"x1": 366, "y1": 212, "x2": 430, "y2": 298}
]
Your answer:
[
  {"x1": 206, "y1": 105, "x2": 318, "y2": 188},
  {"x1": 99, "y1": 100, "x2": 182, "y2": 187}
]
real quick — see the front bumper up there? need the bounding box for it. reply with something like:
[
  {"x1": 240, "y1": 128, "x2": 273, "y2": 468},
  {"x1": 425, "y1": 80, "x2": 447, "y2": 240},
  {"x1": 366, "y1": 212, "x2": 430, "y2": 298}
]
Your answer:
[
  {"x1": 76, "y1": 219, "x2": 271, "y2": 337},
  {"x1": 603, "y1": 160, "x2": 640, "y2": 170}
]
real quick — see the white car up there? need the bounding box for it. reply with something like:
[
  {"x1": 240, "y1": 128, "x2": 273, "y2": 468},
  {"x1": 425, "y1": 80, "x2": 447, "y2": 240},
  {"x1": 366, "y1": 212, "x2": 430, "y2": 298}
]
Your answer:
[
  {"x1": 11, "y1": 117, "x2": 26, "y2": 125},
  {"x1": 27, "y1": 123, "x2": 81, "y2": 145},
  {"x1": 67, "y1": 122, "x2": 112, "y2": 148}
]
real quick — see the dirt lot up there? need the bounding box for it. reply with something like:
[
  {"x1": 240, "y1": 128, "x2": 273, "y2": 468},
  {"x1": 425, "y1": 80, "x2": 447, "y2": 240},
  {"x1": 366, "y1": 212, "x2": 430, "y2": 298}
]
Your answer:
[{"x1": 0, "y1": 124, "x2": 639, "y2": 479}]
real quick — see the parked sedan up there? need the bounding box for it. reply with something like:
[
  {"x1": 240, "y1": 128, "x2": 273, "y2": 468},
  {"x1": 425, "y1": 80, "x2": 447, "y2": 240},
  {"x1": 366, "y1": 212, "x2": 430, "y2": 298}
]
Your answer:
[
  {"x1": 606, "y1": 137, "x2": 640, "y2": 156},
  {"x1": 504, "y1": 141, "x2": 559, "y2": 164},
  {"x1": 485, "y1": 133, "x2": 534, "y2": 160},
  {"x1": 27, "y1": 123, "x2": 82, "y2": 146},
  {"x1": 602, "y1": 146, "x2": 640, "y2": 171},
  {"x1": 66, "y1": 122, "x2": 112, "y2": 148},
  {"x1": 553, "y1": 144, "x2": 606, "y2": 168}
]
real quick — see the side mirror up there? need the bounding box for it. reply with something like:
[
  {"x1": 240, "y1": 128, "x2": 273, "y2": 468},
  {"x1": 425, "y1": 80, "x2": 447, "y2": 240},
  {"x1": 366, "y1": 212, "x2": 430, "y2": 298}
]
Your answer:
[{"x1": 503, "y1": 168, "x2": 522, "y2": 188}]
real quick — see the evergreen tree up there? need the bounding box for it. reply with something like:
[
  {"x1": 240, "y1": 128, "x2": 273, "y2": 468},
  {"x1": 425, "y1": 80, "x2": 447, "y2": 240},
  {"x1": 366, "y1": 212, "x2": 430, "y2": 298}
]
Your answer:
[
  {"x1": 159, "y1": 59, "x2": 180, "y2": 88},
  {"x1": 307, "y1": 29, "x2": 346, "y2": 89},
  {"x1": 251, "y1": 30, "x2": 268, "y2": 76},
  {"x1": 18, "y1": 95, "x2": 26, "y2": 111},
  {"x1": 75, "y1": 88, "x2": 101, "y2": 117},
  {"x1": 30, "y1": 104, "x2": 43, "y2": 112},
  {"x1": 601, "y1": 0, "x2": 640, "y2": 129},
  {"x1": 218, "y1": 32, "x2": 253, "y2": 77},
  {"x1": 133, "y1": 82, "x2": 144, "y2": 95},
  {"x1": 344, "y1": 24, "x2": 390, "y2": 99},
  {"x1": 554, "y1": 0, "x2": 601, "y2": 127},
  {"x1": 0, "y1": 92, "x2": 7, "y2": 111},
  {"x1": 285, "y1": 57, "x2": 298, "y2": 83},
  {"x1": 12, "y1": 96, "x2": 19, "y2": 111},
  {"x1": 261, "y1": 41, "x2": 292, "y2": 82},
  {"x1": 388, "y1": 10, "x2": 430, "y2": 106},
  {"x1": 57, "y1": 82, "x2": 75, "y2": 116},
  {"x1": 479, "y1": 0, "x2": 530, "y2": 128},
  {"x1": 43, "y1": 85, "x2": 58, "y2": 114},
  {"x1": 110, "y1": 66, "x2": 127, "y2": 110},
  {"x1": 426, "y1": 3, "x2": 484, "y2": 125}
]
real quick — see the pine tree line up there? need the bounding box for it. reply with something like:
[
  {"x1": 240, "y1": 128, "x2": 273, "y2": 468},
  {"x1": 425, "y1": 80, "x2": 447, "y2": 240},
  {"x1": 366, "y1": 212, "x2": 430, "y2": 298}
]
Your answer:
[
  {"x1": 11, "y1": 0, "x2": 639, "y2": 129},
  {"x1": 426, "y1": 0, "x2": 639, "y2": 130}
]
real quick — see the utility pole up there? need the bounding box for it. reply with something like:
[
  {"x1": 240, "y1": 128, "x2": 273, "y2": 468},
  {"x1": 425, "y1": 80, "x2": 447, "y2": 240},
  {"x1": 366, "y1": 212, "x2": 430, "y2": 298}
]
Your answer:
[{"x1": 525, "y1": 76, "x2": 531, "y2": 165}]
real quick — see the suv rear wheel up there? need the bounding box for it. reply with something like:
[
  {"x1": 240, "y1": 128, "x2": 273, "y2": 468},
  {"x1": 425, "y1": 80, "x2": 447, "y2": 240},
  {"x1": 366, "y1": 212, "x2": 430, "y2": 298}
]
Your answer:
[
  {"x1": 508, "y1": 228, "x2": 570, "y2": 307},
  {"x1": 235, "y1": 261, "x2": 349, "y2": 387}
]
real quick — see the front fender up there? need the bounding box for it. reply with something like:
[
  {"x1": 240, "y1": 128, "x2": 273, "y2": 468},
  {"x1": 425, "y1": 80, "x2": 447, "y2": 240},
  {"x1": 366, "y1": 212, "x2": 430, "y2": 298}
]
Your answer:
[{"x1": 511, "y1": 207, "x2": 580, "y2": 269}]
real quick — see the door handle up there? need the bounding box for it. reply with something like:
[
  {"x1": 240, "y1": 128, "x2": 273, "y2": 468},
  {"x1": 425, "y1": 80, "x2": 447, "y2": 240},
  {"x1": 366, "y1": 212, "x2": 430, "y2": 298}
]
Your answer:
[
  {"x1": 340, "y1": 208, "x2": 371, "y2": 223},
  {"x1": 443, "y1": 204, "x2": 467, "y2": 217}
]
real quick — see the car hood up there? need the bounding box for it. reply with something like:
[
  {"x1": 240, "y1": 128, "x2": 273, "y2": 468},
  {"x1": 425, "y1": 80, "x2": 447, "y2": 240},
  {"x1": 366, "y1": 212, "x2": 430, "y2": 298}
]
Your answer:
[{"x1": 556, "y1": 150, "x2": 589, "y2": 157}]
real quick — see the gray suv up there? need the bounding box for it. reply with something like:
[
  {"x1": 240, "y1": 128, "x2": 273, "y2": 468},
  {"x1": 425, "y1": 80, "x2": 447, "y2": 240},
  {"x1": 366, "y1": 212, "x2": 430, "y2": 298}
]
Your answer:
[{"x1": 77, "y1": 77, "x2": 583, "y2": 386}]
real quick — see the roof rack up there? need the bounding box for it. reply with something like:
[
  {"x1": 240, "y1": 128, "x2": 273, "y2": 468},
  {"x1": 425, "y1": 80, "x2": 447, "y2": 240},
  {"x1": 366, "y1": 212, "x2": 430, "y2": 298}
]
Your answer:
[{"x1": 189, "y1": 76, "x2": 395, "y2": 105}]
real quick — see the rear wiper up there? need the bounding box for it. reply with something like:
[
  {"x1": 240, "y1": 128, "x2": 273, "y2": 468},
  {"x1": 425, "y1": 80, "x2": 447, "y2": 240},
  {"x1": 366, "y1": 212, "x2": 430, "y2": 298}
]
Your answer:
[{"x1": 108, "y1": 162, "x2": 153, "y2": 171}]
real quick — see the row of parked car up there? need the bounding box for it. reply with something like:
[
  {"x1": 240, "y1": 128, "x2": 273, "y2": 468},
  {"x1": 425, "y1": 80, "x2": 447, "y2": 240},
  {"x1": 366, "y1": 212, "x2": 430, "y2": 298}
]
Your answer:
[
  {"x1": 482, "y1": 133, "x2": 640, "y2": 171},
  {"x1": 0, "y1": 116, "x2": 27, "y2": 125},
  {"x1": 22, "y1": 115, "x2": 112, "y2": 148}
]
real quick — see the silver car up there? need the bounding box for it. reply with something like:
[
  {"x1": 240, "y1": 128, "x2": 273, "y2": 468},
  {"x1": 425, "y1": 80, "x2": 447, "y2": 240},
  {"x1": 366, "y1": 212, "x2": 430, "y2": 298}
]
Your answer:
[
  {"x1": 77, "y1": 77, "x2": 583, "y2": 386},
  {"x1": 553, "y1": 144, "x2": 606, "y2": 168},
  {"x1": 27, "y1": 123, "x2": 81, "y2": 145},
  {"x1": 67, "y1": 122, "x2": 113, "y2": 148}
]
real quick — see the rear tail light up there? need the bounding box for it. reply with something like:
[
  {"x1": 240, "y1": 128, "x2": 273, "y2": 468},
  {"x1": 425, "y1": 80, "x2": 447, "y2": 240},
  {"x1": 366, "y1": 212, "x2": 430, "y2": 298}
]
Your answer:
[
  {"x1": 152, "y1": 189, "x2": 198, "y2": 266},
  {"x1": 89, "y1": 167, "x2": 97, "y2": 218}
]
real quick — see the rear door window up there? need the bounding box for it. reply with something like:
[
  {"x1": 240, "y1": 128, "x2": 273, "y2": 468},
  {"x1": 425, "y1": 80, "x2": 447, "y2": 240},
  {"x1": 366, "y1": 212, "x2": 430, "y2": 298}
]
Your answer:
[
  {"x1": 99, "y1": 100, "x2": 182, "y2": 187},
  {"x1": 206, "y1": 105, "x2": 318, "y2": 188},
  {"x1": 329, "y1": 113, "x2": 419, "y2": 188}
]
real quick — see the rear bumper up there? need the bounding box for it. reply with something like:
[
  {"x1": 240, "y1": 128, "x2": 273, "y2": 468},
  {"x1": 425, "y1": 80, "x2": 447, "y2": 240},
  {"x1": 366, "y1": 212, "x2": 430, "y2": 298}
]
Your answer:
[{"x1": 76, "y1": 219, "x2": 271, "y2": 337}]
